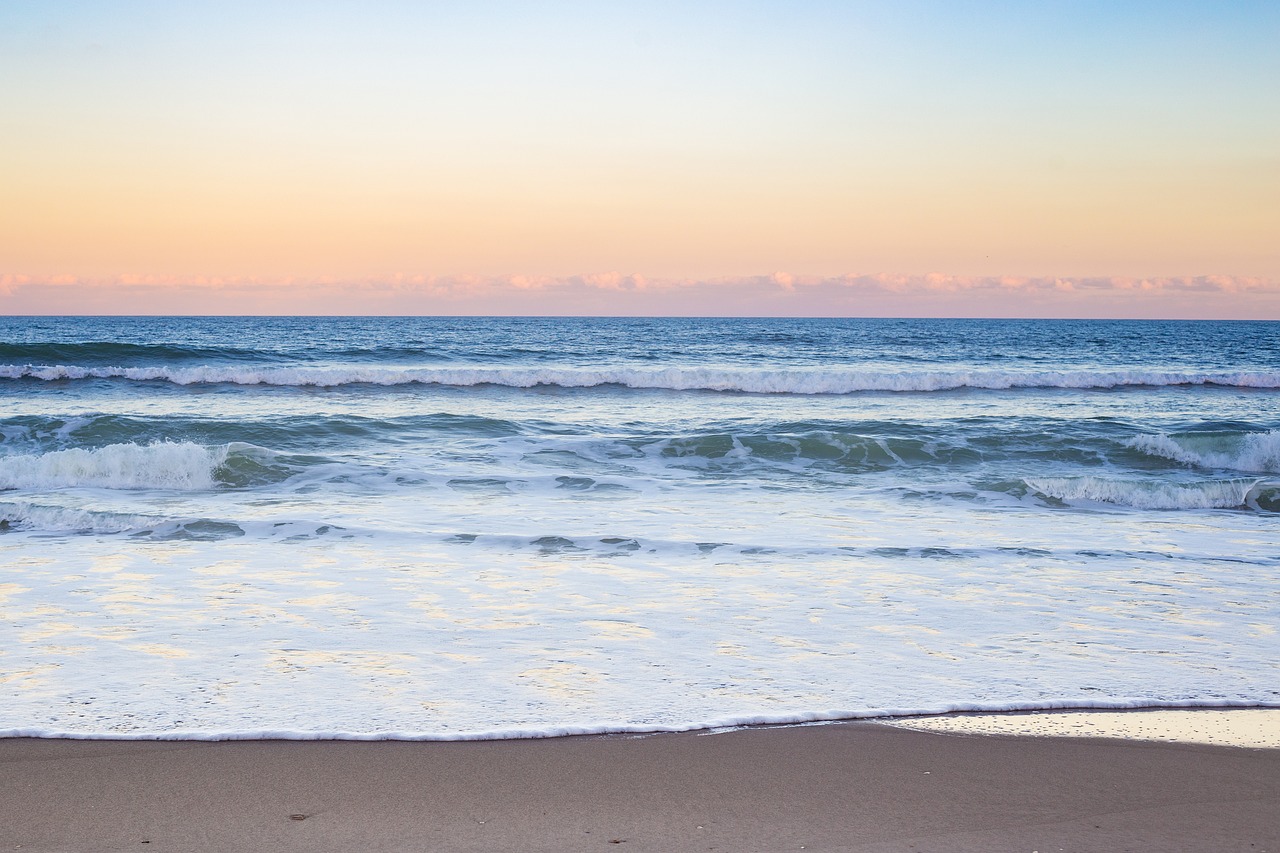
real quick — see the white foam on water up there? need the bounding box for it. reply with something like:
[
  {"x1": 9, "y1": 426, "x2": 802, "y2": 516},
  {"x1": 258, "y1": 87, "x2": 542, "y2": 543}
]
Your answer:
[
  {"x1": 1025, "y1": 476, "x2": 1262, "y2": 509},
  {"x1": 2, "y1": 517, "x2": 1275, "y2": 741},
  {"x1": 4, "y1": 363, "x2": 1279, "y2": 392},
  {"x1": 1130, "y1": 431, "x2": 1280, "y2": 473},
  {"x1": 0, "y1": 442, "x2": 227, "y2": 490},
  {"x1": 4, "y1": 322, "x2": 1278, "y2": 744},
  {"x1": 2, "y1": 700, "x2": 1275, "y2": 742},
  {"x1": 0, "y1": 501, "x2": 161, "y2": 534}
]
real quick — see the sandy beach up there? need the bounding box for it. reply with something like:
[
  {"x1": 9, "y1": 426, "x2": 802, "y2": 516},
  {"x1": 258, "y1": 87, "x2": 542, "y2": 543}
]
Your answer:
[{"x1": 3, "y1": 713, "x2": 1278, "y2": 853}]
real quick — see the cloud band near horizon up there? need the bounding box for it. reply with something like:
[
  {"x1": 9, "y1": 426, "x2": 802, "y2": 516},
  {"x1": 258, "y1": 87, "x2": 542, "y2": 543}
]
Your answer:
[{"x1": 2, "y1": 272, "x2": 1275, "y2": 319}]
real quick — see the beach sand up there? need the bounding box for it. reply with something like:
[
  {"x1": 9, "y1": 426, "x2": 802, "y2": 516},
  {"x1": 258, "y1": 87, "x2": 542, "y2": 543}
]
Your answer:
[{"x1": 3, "y1": 712, "x2": 1278, "y2": 853}]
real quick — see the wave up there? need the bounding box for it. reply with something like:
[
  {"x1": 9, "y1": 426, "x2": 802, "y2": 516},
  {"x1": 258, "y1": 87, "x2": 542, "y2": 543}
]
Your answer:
[
  {"x1": 3, "y1": 414, "x2": 1260, "y2": 484},
  {"x1": 652, "y1": 432, "x2": 943, "y2": 466},
  {"x1": 0, "y1": 342, "x2": 278, "y2": 366},
  {"x1": 0, "y1": 341, "x2": 468, "y2": 366},
  {"x1": 1128, "y1": 430, "x2": 1280, "y2": 473},
  {"x1": 0, "y1": 497, "x2": 359, "y2": 540},
  {"x1": 0, "y1": 501, "x2": 163, "y2": 534},
  {"x1": 1025, "y1": 476, "x2": 1269, "y2": 510},
  {"x1": 0, "y1": 412, "x2": 526, "y2": 455},
  {"x1": 0, "y1": 442, "x2": 299, "y2": 491},
  {"x1": 3, "y1": 364, "x2": 1279, "y2": 392},
  {"x1": 0, "y1": 500, "x2": 256, "y2": 540}
]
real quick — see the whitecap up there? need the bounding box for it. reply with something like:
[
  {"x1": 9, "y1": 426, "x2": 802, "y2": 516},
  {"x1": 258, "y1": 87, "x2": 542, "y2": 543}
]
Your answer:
[
  {"x1": 1025, "y1": 476, "x2": 1262, "y2": 510},
  {"x1": 0, "y1": 442, "x2": 228, "y2": 491},
  {"x1": 1128, "y1": 431, "x2": 1280, "y2": 473},
  {"x1": 3, "y1": 363, "x2": 1279, "y2": 392}
]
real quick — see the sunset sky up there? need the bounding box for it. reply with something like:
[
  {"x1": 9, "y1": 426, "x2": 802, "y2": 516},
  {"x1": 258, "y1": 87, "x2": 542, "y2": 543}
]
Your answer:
[{"x1": 2, "y1": 1, "x2": 1277, "y2": 316}]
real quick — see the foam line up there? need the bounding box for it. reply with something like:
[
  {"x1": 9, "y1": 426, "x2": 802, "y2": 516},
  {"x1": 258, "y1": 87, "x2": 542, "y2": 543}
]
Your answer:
[
  {"x1": 3, "y1": 699, "x2": 1276, "y2": 742},
  {"x1": 3, "y1": 364, "x2": 1279, "y2": 392}
]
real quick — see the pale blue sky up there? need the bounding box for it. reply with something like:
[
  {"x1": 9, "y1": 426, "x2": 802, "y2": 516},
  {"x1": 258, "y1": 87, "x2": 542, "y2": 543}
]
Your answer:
[{"x1": 1, "y1": 1, "x2": 1277, "y2": 314}]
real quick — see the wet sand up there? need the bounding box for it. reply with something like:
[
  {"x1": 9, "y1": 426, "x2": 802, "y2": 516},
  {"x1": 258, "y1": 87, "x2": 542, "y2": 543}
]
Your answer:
[{"x1": 3, "y1": 718, "x2": 1278, "y2": 852}]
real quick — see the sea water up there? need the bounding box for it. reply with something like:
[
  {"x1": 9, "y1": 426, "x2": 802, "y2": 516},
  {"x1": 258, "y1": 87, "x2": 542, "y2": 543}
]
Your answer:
[{"x1": 0, "y1": 317, "x2": 1276, "y2": 739}]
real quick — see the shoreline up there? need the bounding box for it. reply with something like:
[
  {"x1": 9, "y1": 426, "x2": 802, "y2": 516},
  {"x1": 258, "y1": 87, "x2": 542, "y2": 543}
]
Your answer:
[
  {"x1": 5, "y1": 703, "x2": 1278, "y2": 746},
  {"x1": 4, "y1": 709, "x2": 1278, "y2": 852}
]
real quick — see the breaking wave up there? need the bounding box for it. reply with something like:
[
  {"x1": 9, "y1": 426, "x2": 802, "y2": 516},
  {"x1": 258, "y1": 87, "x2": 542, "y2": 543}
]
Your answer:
[
  {"x1": 0, "y1": 501, "x2": 250, "y2": 539},
  {"x1": 1025, "y1": 476, "x2": 1268, "y2": 510},
  {"x1": 0, "y1": 442, "x2": 296, "y2": 491},
  {"x1": 0, "y1": 501, "x2": 162, "y2": 534},
  {"x1": 1129, "y1": 430, "x2": 1280, "y2": 473},
  {"x1": 3, "y1": 364, "x2": 1279, "y2": 393}
]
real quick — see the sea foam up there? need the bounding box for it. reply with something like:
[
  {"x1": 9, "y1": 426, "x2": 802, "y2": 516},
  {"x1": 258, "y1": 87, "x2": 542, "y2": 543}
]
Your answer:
[
  {"x1": 1025, "y1": 476, "x2": 1263, "y2": 509},
  {"x1": 0, "y1": 501, "x2": 161, "y2": 534},
  {"x1": 3, "y1": 363, "x2": 1279, "y2": 392},
  {"x1": 2, "y1": 698, "x2": 1274, "y2": 742},
  {"x1": 0, "y1": 442, "x2": 227, "y2": 490},
  {"x1": 1129, "y1": 431, "x2": 1280, "y2": 473}
]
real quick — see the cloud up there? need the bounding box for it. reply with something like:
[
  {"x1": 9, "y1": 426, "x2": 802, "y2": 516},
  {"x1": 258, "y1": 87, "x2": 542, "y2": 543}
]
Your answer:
[
  {"x1": 770, "y1": 272, "x2": 796, "y2": 291},
  {"x1": 0, "y1": 272, "x2": 1276, "y2": 318}
]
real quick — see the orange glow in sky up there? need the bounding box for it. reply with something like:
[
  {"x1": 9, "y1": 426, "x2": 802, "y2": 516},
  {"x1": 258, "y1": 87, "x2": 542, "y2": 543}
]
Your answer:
[{"x1": 2, "y1": 3, "x2": 1277, "y2": 317}]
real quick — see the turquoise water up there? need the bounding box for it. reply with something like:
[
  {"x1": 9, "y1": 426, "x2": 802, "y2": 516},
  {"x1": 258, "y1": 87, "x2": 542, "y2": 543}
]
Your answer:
[{"x1": 1, "y1": 317, "x2": 1277, "y2": 738}]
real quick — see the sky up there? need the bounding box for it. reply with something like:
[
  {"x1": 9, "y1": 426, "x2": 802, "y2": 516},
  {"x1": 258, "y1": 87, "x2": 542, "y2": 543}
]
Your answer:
[{"x1": 1, "y1": 1, "x2": 1277, "y2": 317}]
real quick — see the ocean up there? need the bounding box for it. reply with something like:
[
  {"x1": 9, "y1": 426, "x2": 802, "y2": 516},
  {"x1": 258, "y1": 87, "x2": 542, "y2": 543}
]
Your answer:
[{"x1": 1, "y1": 316, "x2": 1276, "y2": 739}]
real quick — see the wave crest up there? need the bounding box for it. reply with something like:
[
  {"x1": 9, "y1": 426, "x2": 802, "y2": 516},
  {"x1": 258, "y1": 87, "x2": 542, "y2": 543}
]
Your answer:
[
  {"x1": 0, "y1": 442, "x2": 229, "y2": 490},
  {"x1": 1128, "y1": 431, "x2": 1280, "y2": 473},
  {"x1": 3, "y1": 364, "x2": 1279, "y2": 393},
  {"x1": 1026, "y1": 476, "x2": 1264, "y2": 510}
]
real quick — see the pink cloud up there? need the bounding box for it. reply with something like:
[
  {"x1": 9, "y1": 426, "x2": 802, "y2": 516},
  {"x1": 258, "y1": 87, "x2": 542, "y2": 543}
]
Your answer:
[{"x1": 0, "y1": 272, "x2": 1276, "y2": 318}]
